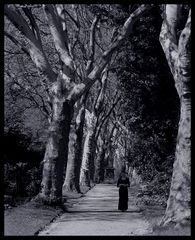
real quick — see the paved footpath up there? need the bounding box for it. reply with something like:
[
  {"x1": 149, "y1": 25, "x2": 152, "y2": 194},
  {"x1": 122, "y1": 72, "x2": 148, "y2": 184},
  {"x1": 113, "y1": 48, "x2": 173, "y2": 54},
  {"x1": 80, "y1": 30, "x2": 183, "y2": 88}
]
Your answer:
[{"x1": 38, "y1": 184, "x2": 153, "y2": 236}]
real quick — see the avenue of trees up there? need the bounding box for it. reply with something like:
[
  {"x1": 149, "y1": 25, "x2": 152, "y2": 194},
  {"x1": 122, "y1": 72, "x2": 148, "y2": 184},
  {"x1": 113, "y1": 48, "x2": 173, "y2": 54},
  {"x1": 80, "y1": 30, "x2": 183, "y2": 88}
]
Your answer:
[{"x1": 4, "y1": 4, "x2": 190, "y2": 227}]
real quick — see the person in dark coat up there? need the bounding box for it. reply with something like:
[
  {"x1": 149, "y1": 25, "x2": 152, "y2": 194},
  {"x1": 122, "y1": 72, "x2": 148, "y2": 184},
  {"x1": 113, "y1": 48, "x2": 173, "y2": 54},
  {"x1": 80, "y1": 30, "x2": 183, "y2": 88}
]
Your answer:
[{"x1": 117, "y1": 171, "x2": 130, "y2": 211}]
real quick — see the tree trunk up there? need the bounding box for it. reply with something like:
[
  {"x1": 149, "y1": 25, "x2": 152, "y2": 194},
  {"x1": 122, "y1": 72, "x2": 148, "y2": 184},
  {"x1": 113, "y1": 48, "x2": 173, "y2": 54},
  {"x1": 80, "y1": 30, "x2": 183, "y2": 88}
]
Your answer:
[
  {"x1": 161, "y1": 52, "x2": 191, "y2": 225},
  {"x1": 88, "y1": 133, "x2": 97, "y2": 183},
  {"x1": 80, "y1": 126, "x2": 96, "y2": 187},
  {"x1": 80, "y1": 111, "x2": 97, "y2": 187},
  {"x1": 74, "y1": 105, "x2": 86, "y2": 192},
  {"x1": 162, "y1": 98, "x2": 191, "y2": 225},
  {"x1": 95, "y1": 123, "x2": 116, "y2": 182},
  {"x1": 63, "y1": 128, "x2": 77, "y2": 193},
  {"x1": 63, "y1": 104, "x2": 86, "y2": 193},
  {"x1": 38, "y1": 92, "x2": 73, "y2": 205},
  {"x1": 95, "y1": 144, "x2": 106, "y2": 183},
  {"x1": 159, "y1": 6, "x2": 191, "y2": 225}
]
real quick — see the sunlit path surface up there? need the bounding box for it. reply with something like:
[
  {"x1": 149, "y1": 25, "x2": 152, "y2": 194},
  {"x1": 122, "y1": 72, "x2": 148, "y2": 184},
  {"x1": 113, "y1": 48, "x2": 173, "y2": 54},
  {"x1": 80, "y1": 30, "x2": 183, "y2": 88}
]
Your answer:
[{"x1": 38, "y1": 184, "x2": 153, "y2": 236}]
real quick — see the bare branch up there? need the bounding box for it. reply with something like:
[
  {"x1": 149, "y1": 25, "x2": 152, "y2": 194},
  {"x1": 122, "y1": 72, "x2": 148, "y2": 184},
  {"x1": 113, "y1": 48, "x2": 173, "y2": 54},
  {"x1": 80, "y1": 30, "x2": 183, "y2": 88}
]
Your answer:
[
  {"x1": 61, "y1": 7, "x2": 80, "y2": 29},
  {"x1": 94, "y1": 67, "x2": 108, "y2": 114},
  {"x1": 4, "y1": 5, "x2": 36, "y2": 43},
  {"x1": 43, "y1": 4, "x2": 76, "y2": 79},
  {"x1": 86, "y1": 15, "x2": 100, "y2": 75},
  {"x1": 4, "y1": 5, "x2": 56, "y2": 82},
  {"x1": 4, "y1": 49, "x2": 26, "y2": 55},
  {"x1": 95, "y1": 96, "x2": 121, "y2": 140},
  {"x1": 15, "y1": 4, "x2": 42, "y2": 9},
  {"x1": 22, "y1": 7, "x2": 42, "y2": 43},
  {"x1": 4, "y1": 31, "x2": 30, "y2": 57},
  {"x1": 95, "y1": 38, "x2": 105, "y2": 52},
  {"x1": 68, "y1": 4, "x2": 153, "y2": 103}
]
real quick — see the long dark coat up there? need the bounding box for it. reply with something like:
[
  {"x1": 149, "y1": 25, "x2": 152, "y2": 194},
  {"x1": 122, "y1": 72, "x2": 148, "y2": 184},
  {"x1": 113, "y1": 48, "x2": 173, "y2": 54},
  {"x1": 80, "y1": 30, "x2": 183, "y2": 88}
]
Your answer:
[{"x1": 117, "y1": 176, "x2": 130, "y2": 211}]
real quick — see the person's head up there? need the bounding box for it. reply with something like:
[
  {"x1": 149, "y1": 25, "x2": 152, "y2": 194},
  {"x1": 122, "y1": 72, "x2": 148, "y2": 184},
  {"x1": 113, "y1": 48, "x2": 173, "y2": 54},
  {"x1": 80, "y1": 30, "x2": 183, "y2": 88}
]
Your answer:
[{"x1": 120, "y1": 171, "x2": 126, "y2": 178}]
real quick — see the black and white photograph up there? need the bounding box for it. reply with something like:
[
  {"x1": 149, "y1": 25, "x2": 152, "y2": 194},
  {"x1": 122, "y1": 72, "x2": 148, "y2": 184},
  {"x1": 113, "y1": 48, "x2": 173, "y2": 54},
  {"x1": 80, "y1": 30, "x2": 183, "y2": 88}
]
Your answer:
[{"x1": 4, "y1": 3, "x2": 191, "y2": 236}]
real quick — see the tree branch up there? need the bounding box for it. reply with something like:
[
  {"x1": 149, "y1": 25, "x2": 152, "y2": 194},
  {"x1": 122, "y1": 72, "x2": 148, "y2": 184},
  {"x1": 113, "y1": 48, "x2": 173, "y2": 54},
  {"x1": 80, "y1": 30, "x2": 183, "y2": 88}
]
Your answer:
[
  {"x1": 61, "y1": 7, "x2": 80, "y2": 29},
  {"x1": 159, "y1": 4, "x2": 183, "y2": 97},
  {"x1": 95, "y1": 96, "x2": 121, "y2": 140},
  {"x1": 22, "y1": 7, "x2": 42, "y2": 43},
  {"x1": 178, "y1": 9, "x2": 191, "y2": 98},
  {"x1": 94, "y1": 67, "x2": 108, "y2": 114},
  {"x1": 67, "y1": 4, "x2": 153, "y2": 103},
  {"x1": 4, "y1": 31, "x2": 30, "y2": 57},
  {"x1": 4, "y1": 5, "x2": 56, "y2": 82},
  {"x1": 43, "y1": 4, "x2": 75, "y2": 79},
  {"x1": 4, "y1": 5, "x2": 36, "y2": 44},
  {"x1": 86, "y1": 15, "x2": 100, "y2": 75}
]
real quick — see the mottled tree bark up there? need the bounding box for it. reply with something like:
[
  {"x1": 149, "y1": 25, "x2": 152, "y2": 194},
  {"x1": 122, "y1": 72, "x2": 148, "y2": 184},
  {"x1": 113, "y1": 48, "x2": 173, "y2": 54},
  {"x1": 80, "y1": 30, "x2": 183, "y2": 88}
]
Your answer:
[
  {"x1": 37, "y1": 5, "x2": 77, "y2": 203},
  {"x1": 159, "y1": 5, "x2": 191, "y2": 225},
  {"x1": 4, "y1": 5, "x2": 57, "y2": 82},
  {"x1": 73, "y1": 104, "x2": 86, "y2": 192},
  {"x1": 63, "y1": 96, "x2": 87, "y2": 193},
  {"x1": 79, "y1": 69, "x2": 108, "y2": 186},
  {"x1": 62, "y1": 128, "x2": 77, "y2": 193},
  {"x1": 88, "y1": 133, "x2": 97, "y2": 184},
  {"x1": 39, "y1": 89, "x2": 73, "y2": 204},
  {"x1": 94, "y1": 141, "x2": 106, "y2": 183},
  {"x1": 80, "y1": 111, "x2": 96, "y2": 187}
]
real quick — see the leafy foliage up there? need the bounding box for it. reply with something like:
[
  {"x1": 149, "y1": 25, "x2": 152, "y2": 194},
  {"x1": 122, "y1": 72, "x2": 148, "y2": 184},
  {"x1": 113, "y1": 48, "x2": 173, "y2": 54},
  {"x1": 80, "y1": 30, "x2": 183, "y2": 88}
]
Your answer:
[
  {"x1": 4, "y1": 128, "x2": 44, "y2": 199},
  {"x1": 111, "y1": 5, "x2": 180, "y2": 199}
]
